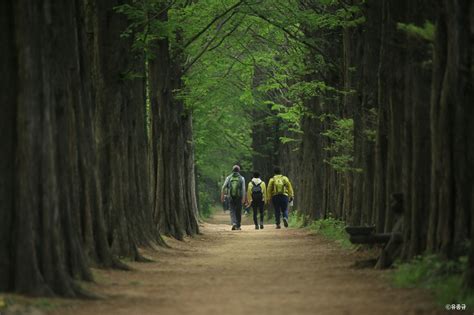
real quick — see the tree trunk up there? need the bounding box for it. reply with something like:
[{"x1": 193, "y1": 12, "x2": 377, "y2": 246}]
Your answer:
[
  {"x1": 149, "y1": 7, "x2": 199, "y2": 239},
  {"x1": 0, "y1": 0, "x2": 164, "y2": 296},
  {"x1": 430, "y1": 0, "x2": 472, "y2": 259},
  {"x1": 10, "y1": 0, "x2": 94, "y2": 297},
  {"x1": 0, "y1": 0, "x2": 16, "y2": 292}
]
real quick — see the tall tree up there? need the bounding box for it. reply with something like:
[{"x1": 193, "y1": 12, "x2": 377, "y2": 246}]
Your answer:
[{"x1": 0, "y1": 0, "x2": 163, "y2": 296}]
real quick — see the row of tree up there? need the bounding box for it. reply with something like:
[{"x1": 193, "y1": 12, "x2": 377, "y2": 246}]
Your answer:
[
  {"x1": 262, "y1": 0, "x2": 473, "y2": 284},
  {"x1": 0, "y1": 0, "x2": 199, "y2": 296},
  {"x1": 179, "y1": 0, "x2": 472, "y2": 287},
  {"x1": 1, "y1": 0, "x2": 472, "y2": 298}
]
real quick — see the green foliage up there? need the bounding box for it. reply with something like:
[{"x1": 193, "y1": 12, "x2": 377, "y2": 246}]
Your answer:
[
  {"x1": 33, "y1": 299, "x2": 57, "y2": 310},
  {"x1": 114, "y1": 1, "x2": 171, "y2": 59},
  {"x1": 322, "y1": 118, "x2": 353, "y2": 152},
  {"x1": 397, "y1": 21, "x2": 435, "y2": 42},
  {"x1": 305, "y1": 6, "x2": 364, "y2": 29},
  {"x1": 181, "y1": 0, "x2": 368, "y2": 202},
  {"x1": 0, "y1": 295, "x2": 63, "y2": 313},
  {"x1": 308, "y1": 216, "x2": 353, "y2": 249},
  {"x1": 198, "y1": 190, "x2": 214, "y2": 218},
  {"x1": 363, "y1": 129, "x2": 377, "y2": 142},
  {"x1": 288, "y1": 210, "x2": 306, "y2": 228},
  {"x1": 321, "y1": 117, "x2": 360, "y2": 173},
  {"x1": 289, "y1": 211, "x2": 352, "y2": 248},
  {"x1": 288, "y1": 81, "x2": 338, "y2": 100},
  {"x1": 116, "y1": 0, "x2": 368, "y2": 210},
  {"x1": 181, "y1": 1, "x2": 293, "y2": 194},
  {"x1": 363, "y1": 107, "x2": 377, "y2": 142},
  {"x1": 393, "y1": 255, "x2": 474, "y2": 306}
]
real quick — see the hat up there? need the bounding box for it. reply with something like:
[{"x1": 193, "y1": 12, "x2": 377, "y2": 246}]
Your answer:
[{"x1": 232, "y1": 165, "x2": 240, "y2": 172}]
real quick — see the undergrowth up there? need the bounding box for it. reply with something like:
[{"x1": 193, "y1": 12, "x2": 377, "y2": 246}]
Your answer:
[
  {"x1": 289, "y1": 211, "x2": 352, "y2": 249},
  {"x1": 198, "y1": 191, "x2": 214, "y2": 218},
  {"x1": 0, "y1": 295, "x2": 65, "y2": 312},
  {"x1": 393, "y1": 255, "x2": 474, "y2": 307},
  {"x1": 288, "y1": 210, "x2": 305, "y2": 228},
  {"x1": 289, "y1": 210, "x2": 474, "y2": 308}
]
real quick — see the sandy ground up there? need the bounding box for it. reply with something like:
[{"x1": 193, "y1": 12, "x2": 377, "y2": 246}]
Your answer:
[{"x1": 46, "y1": 211, "x2": 446, "y2": 315}]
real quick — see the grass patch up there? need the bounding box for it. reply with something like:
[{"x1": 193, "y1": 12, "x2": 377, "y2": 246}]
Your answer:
[
  {"x1": 288, "y1": 211, "x2": 352, "y2": 248},
  {"x1": 91, "y1": 268, "x2": 107, "y2": 283},
  {"x1": 0, "y1": 294, "x2": 65, "y2": 312},
  {"x1": 288, "y1": 210, "x2": 305, "y2": 228},
  {"x1": 198, "y1": 191, "x2": 217, "y2": 219},
  {"x1": 308, "y1": 216, "x2": 353, "y2": 249},
  {"x1": 393, "y1": 255, "x2": 474, "y2": 307},
  {"x1": 200, "y1": 203, "x2": 218, "y2": 219},
  {"x1": 33, "y1": 298, "x2": 58, "y2": 310}
]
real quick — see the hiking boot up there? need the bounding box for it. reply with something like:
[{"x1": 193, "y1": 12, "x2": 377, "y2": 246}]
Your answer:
[
  {"x1": 276, "y1": 225, "x2": 281, "y2": 229},
  {"x1": 231, "y1": 225, "x2": 237, "y2": 230},
  {"x1": 236, "y1": 226, "x2": 242, "y2": 230},
  {"x1": 255, "y1": 225, "x2": 259, "y2": 230},
  {"x1": 283, "y1": 218, "x2": 289, "y2": 228},
  {"x1": 260, "y1": 224, "x2": 264, "y2": 229}
]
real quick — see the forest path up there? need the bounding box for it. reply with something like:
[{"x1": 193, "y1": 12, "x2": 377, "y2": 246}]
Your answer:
[{"x1": 49, "y1": 211, "x2": 442, "y2": 315}]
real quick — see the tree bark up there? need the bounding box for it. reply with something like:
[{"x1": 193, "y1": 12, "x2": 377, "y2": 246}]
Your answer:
[
  {"x1": 430, "y1": 0, "x2": 472, "y2": 259},
  {"x1": 149, "y1": 7, "x2": 199, "y2": 239},
  {"x1": 10, "y1": 0, "x2": 94, "y2": 296},
  {"x1": 0, "y1": 0, "x2": 164, "y2": 296},
  {"x1": 0, "y1": 0, "x2": 16, "y2": 292}
]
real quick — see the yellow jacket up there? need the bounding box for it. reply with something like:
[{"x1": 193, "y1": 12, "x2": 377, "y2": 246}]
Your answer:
[
  {"x1": 247, "y1": 178, "x2": 267, "y2": 204},
  {"x1": 267, "y1": 175, "x2": 294, "y2": 199}
]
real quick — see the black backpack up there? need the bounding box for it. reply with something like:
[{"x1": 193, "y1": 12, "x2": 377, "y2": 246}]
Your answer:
[{"x1": 251, "y1": 181, "x2": 263, "y2": 202}]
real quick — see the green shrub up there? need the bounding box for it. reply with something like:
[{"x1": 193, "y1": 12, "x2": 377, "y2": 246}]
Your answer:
[
  {"x1": 308, "y1": 216, "x2": 352, "y2": 248},
  {"x1": 288, "y1": 210, "x2": 306, "y2": 228},
  {"x1": 289, "y1": 211, "x2": 352, "y2": 248},
  {"x1": 198, "y1": 191, "x2": 213, "y2": 218},
  {"x1": 393, "y1": 255, "x2": 474, "y2": 306}
]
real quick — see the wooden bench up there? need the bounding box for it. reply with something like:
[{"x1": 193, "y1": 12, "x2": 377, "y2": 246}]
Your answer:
[
  {"x1": 345, "y1": 226, "x2": 403, "y2": 269},
  {"x1": 344, "y1": 192, "x2": 405, "y2": 269},
  {"x1": 345, "y1": 226, "x2": 402, "y2": 245}
]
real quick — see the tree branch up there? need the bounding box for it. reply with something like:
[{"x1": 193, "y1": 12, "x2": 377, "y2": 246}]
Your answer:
[
  {"x1": 208, "y1": 16, "x2": 248, "y2": 52},
  {"x1": 241, "y1": 2, "x2": 329, "y2": 58},
  {"x1": 182, "y1": 0, "x2": 245, "y2": 49},
  {"x1": 182, "y1": 10, "x2": 238, "y2": 75}
]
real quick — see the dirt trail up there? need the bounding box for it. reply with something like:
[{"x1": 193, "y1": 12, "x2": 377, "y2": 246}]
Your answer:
[{"x1": 49, "y1": 211, "x2": 443, "y2": 315}]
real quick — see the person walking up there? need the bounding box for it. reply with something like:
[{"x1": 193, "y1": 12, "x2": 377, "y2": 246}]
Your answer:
[
  {"x1": 267, "y1": 167, "x2": 294, "y2": 229},
  {"x1": 221, "y1": 165, "x2": 246, "y2": 230},
  {"x1": 247, "y1": 171, "x2": 267, "y2": 230}
]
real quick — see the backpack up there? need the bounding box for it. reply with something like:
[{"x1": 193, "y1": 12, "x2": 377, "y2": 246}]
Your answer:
[
  {"x1": 228, "y1": 173, "x2": 242, "y2": 199},
  {"x1": 251, "y1": 181, "x2": 263, "y2": 202},
  {"x1": 274, "y1": 175, "x2": 286, "y2": 195}
]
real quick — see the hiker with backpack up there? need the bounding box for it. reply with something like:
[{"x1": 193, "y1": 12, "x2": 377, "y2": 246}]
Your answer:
[
  {"x1": 267, "y1": 167, "x2": 294, "y2": 229},
  {"x1": 247, "y1": 171, "x2": 267, "y2": 230},
  {"x1": 221, "y1": 165, "x2": 246, "y2": 230}
]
